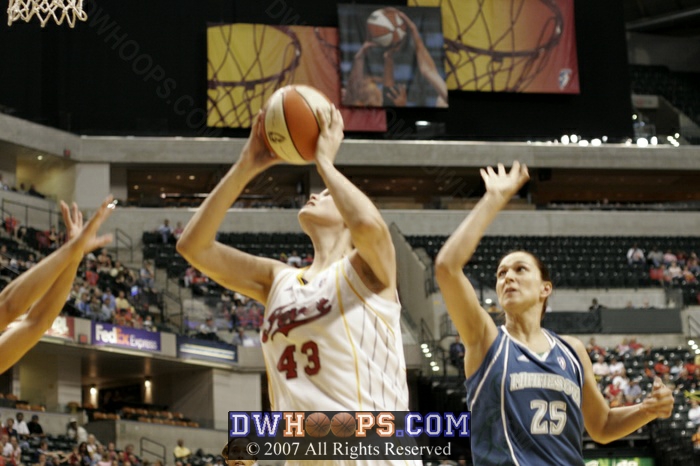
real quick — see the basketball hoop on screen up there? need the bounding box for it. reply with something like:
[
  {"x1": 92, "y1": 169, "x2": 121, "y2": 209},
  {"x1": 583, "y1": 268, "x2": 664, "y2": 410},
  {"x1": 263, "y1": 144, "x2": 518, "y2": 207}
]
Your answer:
[{"x1": 7, "y1": 0, "x2": 87, "y2": 27}]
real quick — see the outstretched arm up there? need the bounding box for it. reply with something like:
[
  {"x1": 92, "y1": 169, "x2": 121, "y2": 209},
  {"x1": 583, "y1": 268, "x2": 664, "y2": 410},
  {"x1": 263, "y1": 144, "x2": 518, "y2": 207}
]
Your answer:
[
  {"x1": 396, "y1": 10, "x2": 448, "y2": 106},
  {"x1": 435, "y1": 162, "x2": 529, "y2": 376},
  {"x1": 0, "y1": 196, "x2": 114, "y2": 374},
  {"x1": 564, "y1": 336, "x2": 673, "y2": 444},
  {"x1": 314, "y1": 106, "x2": 396, "y2": 295},
  {"x1": 177, "y1": 114, "x2": 288, "y2": 304},
  {"x1": 346, "y1": 42, "x2": 382, "y2": 106}
]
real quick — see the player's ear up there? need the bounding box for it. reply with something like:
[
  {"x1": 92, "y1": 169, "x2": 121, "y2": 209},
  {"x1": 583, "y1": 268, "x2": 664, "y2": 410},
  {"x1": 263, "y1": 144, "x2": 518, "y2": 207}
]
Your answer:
[{"x1": 540, "y1": 281, "x2": 552, "y2": 300}]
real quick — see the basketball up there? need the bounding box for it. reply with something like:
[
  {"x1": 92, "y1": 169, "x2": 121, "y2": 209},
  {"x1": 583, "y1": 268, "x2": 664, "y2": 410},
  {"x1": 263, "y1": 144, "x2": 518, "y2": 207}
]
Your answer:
[
  {"x1": 305, "y1": 412, "x2": 331, "y2": 438},
  {"x1": 330, "y1": 412, "x2": 356, "y2": 438},
  {"x1": 261, "y1": 84, "x2": 333, "y2": 165},
  {"x1": 366, "y1": 8, "x2": 407, "y2": 48}
]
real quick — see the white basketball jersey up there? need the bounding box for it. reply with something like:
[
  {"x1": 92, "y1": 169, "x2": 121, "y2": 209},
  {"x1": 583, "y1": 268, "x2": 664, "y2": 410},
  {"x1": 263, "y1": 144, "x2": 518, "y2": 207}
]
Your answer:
[
  {"x1": 262, "y1": 256, "x2": 410, "y2": 412},
  {"x1": 261, "y1": 257, "x2": 420, "y2": 466}
]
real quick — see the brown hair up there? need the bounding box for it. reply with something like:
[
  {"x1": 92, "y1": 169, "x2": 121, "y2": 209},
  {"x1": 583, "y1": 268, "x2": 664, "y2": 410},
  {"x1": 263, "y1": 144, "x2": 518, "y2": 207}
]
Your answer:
[{"x1": 498, "y1": 250, "x2": 552, "y2": 320}]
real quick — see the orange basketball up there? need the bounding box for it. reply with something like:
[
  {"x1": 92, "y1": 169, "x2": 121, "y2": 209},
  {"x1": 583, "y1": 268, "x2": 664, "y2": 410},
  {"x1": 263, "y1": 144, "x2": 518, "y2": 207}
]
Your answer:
[
  {"x1": 261, "y1": 85, "x2": 333, "y2": 165},
  {"x1": 305, "y1": 412, "x2": 331, "y2": 438},
  {"x1": 366, "y1": 8, "x2": 407, "y2": 48},
  {"x1": 330, "y1": 412, "x2": 356, "y2": 438}
]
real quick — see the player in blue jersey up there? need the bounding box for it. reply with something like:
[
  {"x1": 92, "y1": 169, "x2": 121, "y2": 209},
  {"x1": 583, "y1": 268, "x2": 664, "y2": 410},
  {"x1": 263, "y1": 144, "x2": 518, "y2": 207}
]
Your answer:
[{"x1": 435, "y1": 162, "x2": 674, "y2": 465}]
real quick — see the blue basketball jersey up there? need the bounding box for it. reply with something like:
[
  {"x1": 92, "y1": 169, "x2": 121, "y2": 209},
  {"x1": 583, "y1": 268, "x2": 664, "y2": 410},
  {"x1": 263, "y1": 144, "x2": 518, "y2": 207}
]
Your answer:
[{"x1": 465, "y1": 326, "x2": 585, "y2": 465}]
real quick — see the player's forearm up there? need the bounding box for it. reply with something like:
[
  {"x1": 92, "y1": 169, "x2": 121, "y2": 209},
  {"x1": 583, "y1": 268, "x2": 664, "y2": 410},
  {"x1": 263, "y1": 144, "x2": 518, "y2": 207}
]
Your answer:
[
  {"x1": 0, "y1": 255, "x2": 81, "y2": 374},
  {"x1": 315, "y1": 158, "x2": 385, "y2": 233},
  {"x1": 24, "y1": 257, "x2": 81, "y2": 332},
  {"x1": 435, "y1": 192, "x2": 508, "y2": 272},
  {"x1": 383, "y1": 53, "x2": 395, "y2": 89},
  {"x1": 415, "y1": 44, "x2": 448, "y2": 101},
  {"x1": 0, "y1": 239, "x2": 82, "y2": 328},
  {"x1": 177, "y1": 158, "x2": 258, "y2": 255},
  {"x1": 594, "y1": 405, "x2": 657, "y2": 444}
]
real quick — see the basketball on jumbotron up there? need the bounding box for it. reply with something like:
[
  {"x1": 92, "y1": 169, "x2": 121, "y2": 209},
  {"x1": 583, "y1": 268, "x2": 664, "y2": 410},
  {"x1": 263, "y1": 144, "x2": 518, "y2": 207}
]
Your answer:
[
  {"x1": 366, "y1": 8, "x2": 407, "y2": 48},
  {"x1": 261, "y1": 85, "x2": 333, "y2": 165}
]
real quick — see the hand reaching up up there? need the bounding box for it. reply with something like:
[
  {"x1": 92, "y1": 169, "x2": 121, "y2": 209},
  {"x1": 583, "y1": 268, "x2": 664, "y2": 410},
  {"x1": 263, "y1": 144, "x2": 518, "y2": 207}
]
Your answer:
[
  {"x1": 314, "y1": 105, "x2": 345, "y2": 166},
  {"x1": 480, "y1": 161, "x2": 530, "y2": 203},
  {"x1": 61, "y1": 196, "x2": 115, "y2": 256}
]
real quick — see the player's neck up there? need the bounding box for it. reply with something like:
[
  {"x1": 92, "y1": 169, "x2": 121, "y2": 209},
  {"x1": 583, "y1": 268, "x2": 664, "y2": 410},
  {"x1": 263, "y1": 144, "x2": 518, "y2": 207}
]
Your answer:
[
  {"x1": 504, "y1": 313, "x2": 548, "y2": 350},
  {"x1": 305, "y1": 227, "x2": 352, "y2": 277}
]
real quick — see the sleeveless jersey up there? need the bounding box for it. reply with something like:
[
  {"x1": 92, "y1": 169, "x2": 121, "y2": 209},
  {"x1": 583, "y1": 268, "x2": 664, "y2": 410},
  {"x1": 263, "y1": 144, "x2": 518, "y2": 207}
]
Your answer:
[
  {"x1": 262, "y1": 257, "x2": 420, "y2": 466},
  {"x1": 465, "y1": 326, "x2": 584, "y2": 466}
]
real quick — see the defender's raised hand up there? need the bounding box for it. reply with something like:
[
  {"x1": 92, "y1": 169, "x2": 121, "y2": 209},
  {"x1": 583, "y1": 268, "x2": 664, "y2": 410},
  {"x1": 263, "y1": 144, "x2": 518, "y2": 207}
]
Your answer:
[
  {"x1": 62, "y1": 196, "x2": 115, "y2": 255},
  {"x1": 480, "y1": 161, "x2": 530, "y2": 202}
]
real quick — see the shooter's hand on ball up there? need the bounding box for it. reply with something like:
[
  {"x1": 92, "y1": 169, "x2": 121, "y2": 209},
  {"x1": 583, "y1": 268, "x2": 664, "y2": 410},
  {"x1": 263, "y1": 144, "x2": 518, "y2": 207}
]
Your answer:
[
  {"x1": 239, "y1": 111, "x2": 281, "y2": 174},
  {"x1": 314, "y1": 105, "x2": 345, "y2": 168}
]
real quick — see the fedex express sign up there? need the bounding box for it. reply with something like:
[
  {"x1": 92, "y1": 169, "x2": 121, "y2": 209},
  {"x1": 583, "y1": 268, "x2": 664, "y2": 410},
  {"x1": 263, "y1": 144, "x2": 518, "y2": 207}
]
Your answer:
[{"x1": 92, "y1": 322, "x2": 161, "y2": 352}]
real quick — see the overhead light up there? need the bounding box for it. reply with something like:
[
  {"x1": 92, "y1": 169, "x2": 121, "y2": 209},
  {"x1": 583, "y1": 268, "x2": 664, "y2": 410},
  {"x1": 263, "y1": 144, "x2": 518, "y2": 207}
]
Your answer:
[
  {"x1": 632, "y1": 114, "x2": 637, "y2": 120},
  {"x1": 145, "y1": 378, "x2": 152, "y2": 388},
  {"x1": 561, "y1": 135, "x2": 569, "y2": 144},
  {"x1": 636, "y1": 138, "x2": 648, "y2": 147},
  {"x1": 430, "y1": 361, "x2": 436, "y2": 366},
  {"x1": 176, "y1": 175, "x2": 181, "y2": 180},
  {"x1": 570, "y1": 134, "x2": 578, "y2": 143},
  {"x1": 431, "y1": 366, "x2": 440, "y2": 372},
  {"x1": 133, "y1": 185, "x2": 139, "y2": 190},
  {"x1": 420, "y1": 343, "x2": 428, "y2": 349},
  {"x1": 425, "y1": 352, "x2": 432, "y2": 358},
  {"x1": 190, "y1": 175, "x2": 196, "y2": 180},
  {"x1": 415, "y1": 121, "x2": 430, "y2": 127},
  {"x1": 37, "y1": 155, "x2": 43, "y2": 161},
  {"x1": 650, "y1": 136, "x2": 658, "y2": 145},
  {"x1": 591, "y1": 138, "x2": 602, "y2": 146},
  {"x1": 688, "y1": 340, "x2": 695, "y2": 346},
  {"x1": 674, "y1": 133, "x2": 680, "y2": 138},
  {"x1": 147, "y1": 175, "x2": 152, "y2": 180},
  {"x1": 89, "y1": 385, "x2": 97, "y2": 395}
]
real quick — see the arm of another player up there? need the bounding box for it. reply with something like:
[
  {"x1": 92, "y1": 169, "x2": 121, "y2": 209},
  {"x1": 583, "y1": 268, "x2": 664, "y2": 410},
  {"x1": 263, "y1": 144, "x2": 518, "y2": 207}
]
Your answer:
[
  {"x1": 435, "y1": 163, "x2": 529, "y2": 375},
  {"x1": 564, "y1": 336, "x2": 674, "y2": 444},
  {"x1": 314, "y1": 106, "x2": 396, "y2": 295},
  {"x1": 177, "y1": 114, "x2": 289, "y2": 304},
  {"x1": 0, "y1": 197, "x2": 114, "y2": 374}
]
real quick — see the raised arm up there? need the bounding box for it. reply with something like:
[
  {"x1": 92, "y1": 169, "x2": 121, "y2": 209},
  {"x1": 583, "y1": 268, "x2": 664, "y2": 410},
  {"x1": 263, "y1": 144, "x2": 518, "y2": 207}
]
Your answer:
[
  {"x1": 345, "y1": 42, "x2": 382, "y2": 106},
  {"x1": 564, "y1": 336, "x2": 673, "y2": 444},
  {"x1": 176, "y1": 114, "x2": 289, "y2": 304},
  {"x1": 0, "y1": 197, "x2": 114, "y2": 374},
  {"x1": 314, "y1": 106, "x2": 396, "y2": 297},
  {"x1": 435, "y1": 163, "x2": 529, "y2": 375},
  {"x1": 396, "y1": 10, "x2": 448, "y2": 107}
]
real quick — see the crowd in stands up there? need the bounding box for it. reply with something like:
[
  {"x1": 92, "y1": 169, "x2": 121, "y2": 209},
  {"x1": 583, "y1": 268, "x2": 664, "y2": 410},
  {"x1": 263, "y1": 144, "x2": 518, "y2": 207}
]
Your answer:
[
  {"x1": 0, "y1": 406, "x2": 212, "y2": 466},
  {"x1": 62, "y1": 254, "x2": 162, "y2": 331},
  {"x1": 0, "y1": 176, "x2": 47, "y2": 200},
  {"x1": 0, "y1": 221, "x2": 162, "y2": 331},
  {"x1": 628, "y1": 244, "x2": 700, "y2": 287}
]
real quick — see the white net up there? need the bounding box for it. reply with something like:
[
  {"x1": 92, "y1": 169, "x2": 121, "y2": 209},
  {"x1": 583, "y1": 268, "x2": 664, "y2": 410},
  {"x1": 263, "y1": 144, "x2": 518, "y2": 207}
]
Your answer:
[{"x1": 7, "y1": 0, "x2": 87, "y2": 27}]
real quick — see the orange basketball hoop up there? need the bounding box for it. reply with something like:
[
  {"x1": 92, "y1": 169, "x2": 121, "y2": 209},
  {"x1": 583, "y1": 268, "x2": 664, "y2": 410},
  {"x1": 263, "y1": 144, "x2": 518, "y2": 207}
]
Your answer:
[{"x1": 7, "y1": 0, "x2": 87, "y2": 27}]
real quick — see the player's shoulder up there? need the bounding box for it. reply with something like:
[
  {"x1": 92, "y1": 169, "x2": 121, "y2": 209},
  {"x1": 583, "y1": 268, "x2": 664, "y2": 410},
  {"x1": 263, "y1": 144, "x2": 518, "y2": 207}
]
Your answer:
[{"x1": 558, "y1": 334, "x2": 588, "y2": 359}]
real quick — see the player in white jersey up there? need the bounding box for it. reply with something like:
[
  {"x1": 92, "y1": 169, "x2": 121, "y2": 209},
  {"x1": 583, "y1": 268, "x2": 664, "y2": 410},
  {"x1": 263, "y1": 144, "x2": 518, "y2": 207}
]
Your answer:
[
  {"x1": 435, "y1": 162, "x2": 674, "y2": 465},
  {"x1": 178, "y1": 107, "x2": 419, "y2": 465}
]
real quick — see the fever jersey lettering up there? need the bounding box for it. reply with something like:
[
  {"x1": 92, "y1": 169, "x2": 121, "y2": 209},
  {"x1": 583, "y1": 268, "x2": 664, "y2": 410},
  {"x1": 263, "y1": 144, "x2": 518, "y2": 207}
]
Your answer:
[{"x1": 465, "y1": 326, "x2": 585, "y2": 465}]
